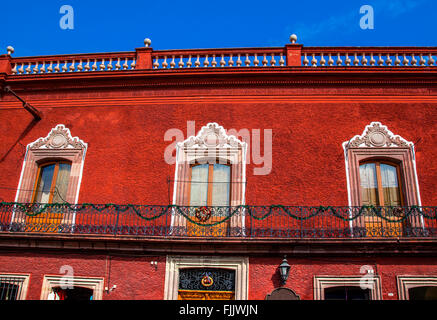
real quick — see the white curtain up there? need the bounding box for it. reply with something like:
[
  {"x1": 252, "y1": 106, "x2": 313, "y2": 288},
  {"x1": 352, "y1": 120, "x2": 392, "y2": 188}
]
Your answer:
[
  {"x1": 359, "y1": 163, "x2": 378, "y2": 206},
  {"x1": 211, "y1": 164, "x2": 230, "y2": 206},
  {"x1": 380, "y1": 164, "x2": 398, "y2": 187},
  {"x1": 52, "y1": 163, "x2": 71, "y2": 203},
  {"x1": 380, "y1": 163, "x2": 401, "y2": 206},
  {"x1": 190, "y1": 164, "x2": 209, "y2": 206}
]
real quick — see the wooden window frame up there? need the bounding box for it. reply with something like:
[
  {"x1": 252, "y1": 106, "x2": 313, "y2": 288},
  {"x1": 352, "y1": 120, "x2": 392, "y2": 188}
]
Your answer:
[
  {"x1": 347, "y1": 148, "x2": 419, "y2": 207},
  {"x1": 31, "y1": 161, "x2": 72, "y2": 204},
  {"x1": 359, "y1": 159, "x2": 405, "y2": 206},
  {"x1": 347, "y1": 149, "x2": 422, "y2": 232},
  {"x1": 187, "y1": 162, "x2": 232, "y2": 207}
]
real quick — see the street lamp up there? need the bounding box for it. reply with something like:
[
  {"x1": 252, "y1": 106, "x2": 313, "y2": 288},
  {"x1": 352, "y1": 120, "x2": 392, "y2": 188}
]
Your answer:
[{"x1": 278, "y1": 255, "x2": 291, "y2": 286}]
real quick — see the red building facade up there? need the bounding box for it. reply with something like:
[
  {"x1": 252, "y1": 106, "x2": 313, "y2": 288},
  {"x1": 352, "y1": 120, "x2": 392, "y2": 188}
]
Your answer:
[{"x1": 0, "y1": 37, "x2": 436, "y2": 300}]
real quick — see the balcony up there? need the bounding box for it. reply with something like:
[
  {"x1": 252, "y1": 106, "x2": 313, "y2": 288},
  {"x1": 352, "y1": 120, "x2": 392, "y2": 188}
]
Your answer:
[{"x1": 0, "y1": 202, "x2": 436, "y2": 239}]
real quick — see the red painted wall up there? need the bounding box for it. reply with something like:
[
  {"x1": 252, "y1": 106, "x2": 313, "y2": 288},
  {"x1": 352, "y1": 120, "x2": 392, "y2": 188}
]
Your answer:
[
  {"x1": 249, "y1": 256, "x2": 437, "y2": 300},
  {"x1": 0, "y1": 252, "x2": 165, "y2": 300},
  {"x1": 0, "y1": 70, "x2": 436, "y2": 300},
  {"x1": 1, "y1": 251, "x2": 436, "y2": 300},
  {"x1": 0, "y1": 85, "x2": 436, "y2": 206}
]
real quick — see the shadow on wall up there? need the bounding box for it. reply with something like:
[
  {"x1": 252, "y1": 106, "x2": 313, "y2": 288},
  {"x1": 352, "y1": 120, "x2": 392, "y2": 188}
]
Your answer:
[
  {"x1": 270, "y1": 267, "x2": 283, "y2": 289},
  {"x1": 0, "y1": 118, "x2": 39, "y2": 163}
]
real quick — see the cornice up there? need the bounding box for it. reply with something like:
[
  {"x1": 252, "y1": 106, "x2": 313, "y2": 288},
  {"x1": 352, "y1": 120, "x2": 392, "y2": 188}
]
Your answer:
[
  {"x1": 1, "y1": 95, "x2": 437, "y2": 111},
  {"x1": 1, "y1": 233, "x2": 437, "y2": 257},
  {"x1": 4, "y1": 67, "x2": 437, "y2": 92}
]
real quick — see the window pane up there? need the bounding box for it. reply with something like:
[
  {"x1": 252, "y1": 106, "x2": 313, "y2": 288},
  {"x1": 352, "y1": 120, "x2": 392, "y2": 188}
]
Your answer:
[
  {"x1": 190, "y1": 164, "x2": 209, "y2": 206},
  {"x1": 325, "y1": 286, "x2": 370, "y2": 300},
  {"x1": 211, "y1": 164, "x2": 230, "y2": 206},
  {"x1": 0, "y1": 282, "x2": 20, "y2": 300},
  {"x1": 408, "y1": 286, "x2": 437, "y2": 300},
  {"x1": 359, "y1": 163, "x2": 379, "y2": 206},
  {"x1": 380, "y1": 163, "x2": 401, "y2": 206},
  {"x1": 52, "y1": 163, "x2": 71, "y2": 203},
  {"x1": 35, "y1": 164, "x2": 56, "y2": 203}
]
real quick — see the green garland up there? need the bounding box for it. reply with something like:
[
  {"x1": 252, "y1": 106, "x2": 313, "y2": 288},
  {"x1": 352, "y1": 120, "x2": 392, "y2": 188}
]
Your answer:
[{"x1": 0, "y1": 202, "x2": 435, "y2": 227}]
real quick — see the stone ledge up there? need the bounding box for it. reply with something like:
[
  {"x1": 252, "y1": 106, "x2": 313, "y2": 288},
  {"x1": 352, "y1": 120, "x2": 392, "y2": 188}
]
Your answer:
[{"x1": 0, "y1": 232, "x2": 436, "y2": 256}]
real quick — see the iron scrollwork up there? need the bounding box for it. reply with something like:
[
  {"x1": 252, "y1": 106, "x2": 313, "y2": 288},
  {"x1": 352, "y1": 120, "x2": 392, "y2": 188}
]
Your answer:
[{"x1": 178, "y1": 268, "x2": 235, "y2": 291}]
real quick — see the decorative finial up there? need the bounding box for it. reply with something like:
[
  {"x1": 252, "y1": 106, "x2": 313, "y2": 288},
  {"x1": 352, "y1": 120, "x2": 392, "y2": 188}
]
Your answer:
[
  {"x1": 289, "y1": 34, "x2": 297, "y2": 44},
  {"x1": 7, "y1": 46, "x2": 14, "y2": 56},
  {"x1": 144, "y1": 38, "x2": 152, "y2": 47}
]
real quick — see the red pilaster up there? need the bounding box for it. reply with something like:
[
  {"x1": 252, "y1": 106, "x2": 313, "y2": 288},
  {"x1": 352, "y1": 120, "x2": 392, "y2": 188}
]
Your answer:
[
  {"x1": 0, "y1": 54, "x2": 12, "y2": 74},
  {"x1": 135, "y1": 47, "x2": 153, "y2": 70},
  {"x1": 285, "y1": 44, "x2": 303, "y2": 66}
]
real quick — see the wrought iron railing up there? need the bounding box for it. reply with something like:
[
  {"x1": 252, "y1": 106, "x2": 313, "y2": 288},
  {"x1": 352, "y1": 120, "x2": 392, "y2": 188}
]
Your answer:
[{"x1": 0, "y1": 202, "x2": 436, "y2": 238}]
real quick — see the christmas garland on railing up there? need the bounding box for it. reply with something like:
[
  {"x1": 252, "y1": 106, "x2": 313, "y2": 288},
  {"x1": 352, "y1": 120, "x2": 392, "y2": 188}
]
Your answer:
[{"x1": 0, "y1": 202, "x2": 435, "y2": 227}]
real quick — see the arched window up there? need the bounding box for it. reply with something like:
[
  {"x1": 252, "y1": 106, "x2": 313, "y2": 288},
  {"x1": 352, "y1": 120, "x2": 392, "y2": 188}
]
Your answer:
[
  {"x1": 343, "y1": 122, "x2": 424, "y2": 236},
  {"x1": 33, "y1": 162, "x2": 72, "y2": 204},
  {"x1": 15, "y1": 124, "x2": 87, "y2": 204},
  {"x1": 171, "y1": 123, "x2": 247, "y2": 237},
  {"x1": 359, "y1": 160, "x2": 404, "y2": 207},
  {"x1": 343, "y1": 122, "x2": 420, "y2": 207},
  {"x1": 359, "y1": 160, "x2": 406, "y2": 236},
  {"x1": 12, "y1": 125, "x2": 87, "y2": 232}
]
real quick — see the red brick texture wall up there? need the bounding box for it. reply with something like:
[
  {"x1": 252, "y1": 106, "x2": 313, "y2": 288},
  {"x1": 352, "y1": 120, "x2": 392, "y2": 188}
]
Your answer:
[
  {"x1": 0, "y1": 71, "x2": 436, "y2": 300},
  {"x1": 250, "y1": 256, "x2": 437, "y2": 300},
  {"x1": 1, "y1": 251, "x2": 436, "y2": 300},
  {"x1": 0, "y1": 87, "x2": 436, "y2": 206},
  {"x1": 0, "y1": 252, "x2": 165, "y2": 300}
]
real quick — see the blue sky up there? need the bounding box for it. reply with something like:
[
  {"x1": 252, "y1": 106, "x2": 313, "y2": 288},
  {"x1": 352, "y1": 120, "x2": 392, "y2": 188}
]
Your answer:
[{"x1": 1, "y1": 0, "x2": 436, "y2": 56}]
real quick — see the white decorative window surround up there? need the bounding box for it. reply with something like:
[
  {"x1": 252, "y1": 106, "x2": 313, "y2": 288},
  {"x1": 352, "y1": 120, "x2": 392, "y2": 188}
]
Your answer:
[
  {"x1": 342, "y1": 122, "x2": 421, "y2": 207},
  {"x1": 0, "y1": 273, "x2": 30, "y2": 300},
  {"x1": 397, "y1": 276, "x2": 437, "y2": 300},
  {"x1": 171, "y1": 123, "x2": 247, "y2": 232},
  {"x1": 40, "y1": 275, "x2": 104, "y2": 300},
  {"x1": 164, "y1": 255, "x2": 249, "y2": 300},
  {"x1": 313, "y1": 276, "x2": 382, "y2": 300},
  {"x1": 15, "y1": 124, "x2": 87, "y2": 204}
]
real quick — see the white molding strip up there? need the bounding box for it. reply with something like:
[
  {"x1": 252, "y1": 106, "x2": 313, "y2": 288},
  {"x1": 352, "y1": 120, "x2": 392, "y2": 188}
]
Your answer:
[
  {"x1": 397, "y1": 276, "x2": 437, "y2": 300},
  {"x1": 313, "y1": 276, "x2": 382, "y2": 300},
  {"x1": 40, "y1": 275, "x2": 104, "y2": 300},
  {"x1": 164, "y1": 255, "x2": 249, "y2": 300}
]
